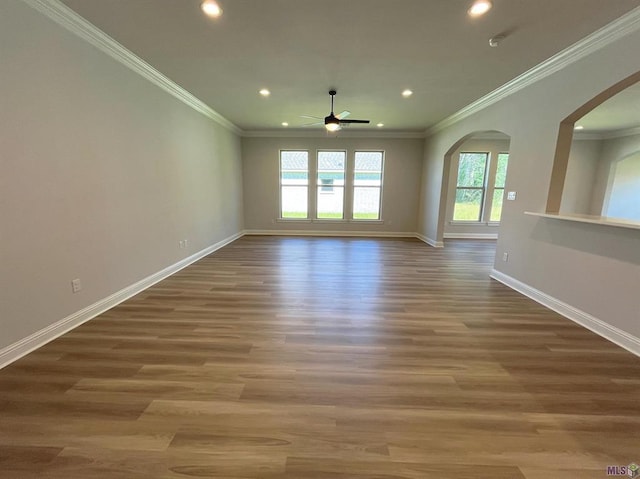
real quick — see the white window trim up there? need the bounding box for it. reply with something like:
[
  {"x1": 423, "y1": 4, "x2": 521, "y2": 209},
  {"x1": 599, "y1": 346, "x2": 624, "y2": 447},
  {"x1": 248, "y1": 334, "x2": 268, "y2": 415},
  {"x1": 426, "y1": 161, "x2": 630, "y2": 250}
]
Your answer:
[
  {"x1": 452, "y1": 151, "x2": 509, "y2": 224},
  {"x1": 278, "y1": 149, "x2": 385, "y2": 222}
]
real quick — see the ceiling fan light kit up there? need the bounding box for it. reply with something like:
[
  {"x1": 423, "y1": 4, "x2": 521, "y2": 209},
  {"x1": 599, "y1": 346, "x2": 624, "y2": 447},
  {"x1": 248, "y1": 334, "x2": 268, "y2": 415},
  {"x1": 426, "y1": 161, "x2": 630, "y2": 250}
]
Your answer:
[
  {"x1": 201, "y1": 0, "x2": 223, "y2": 18},
  {"x1": 321, "y1": 90, "x2": 370, "y2": 132}
]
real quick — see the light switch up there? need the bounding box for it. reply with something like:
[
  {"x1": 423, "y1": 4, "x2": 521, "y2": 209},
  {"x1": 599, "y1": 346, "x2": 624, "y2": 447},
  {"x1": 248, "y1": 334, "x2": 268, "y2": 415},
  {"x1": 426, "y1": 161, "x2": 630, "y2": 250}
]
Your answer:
[{"x1": 507, "y1": 191, "x2": 517, "y2": 201}]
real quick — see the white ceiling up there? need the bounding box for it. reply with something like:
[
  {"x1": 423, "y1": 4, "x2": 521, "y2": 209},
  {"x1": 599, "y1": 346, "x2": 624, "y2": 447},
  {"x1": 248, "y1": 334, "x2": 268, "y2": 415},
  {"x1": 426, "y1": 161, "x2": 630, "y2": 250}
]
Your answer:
[{"x1": 59, "y1": 0, "x2": 640, "y2": 133}]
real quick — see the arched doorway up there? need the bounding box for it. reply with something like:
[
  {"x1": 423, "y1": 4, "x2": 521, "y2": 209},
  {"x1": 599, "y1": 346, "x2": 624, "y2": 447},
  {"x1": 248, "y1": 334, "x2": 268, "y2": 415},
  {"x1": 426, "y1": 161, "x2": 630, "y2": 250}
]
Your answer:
[{"x1": 438, "y1": 130, "x2": 512, "y2": 243}]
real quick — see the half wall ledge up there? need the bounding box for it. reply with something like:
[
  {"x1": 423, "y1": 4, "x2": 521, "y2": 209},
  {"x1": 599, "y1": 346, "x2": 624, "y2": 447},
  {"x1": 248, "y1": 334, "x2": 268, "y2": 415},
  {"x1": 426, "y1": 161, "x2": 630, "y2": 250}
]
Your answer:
[{"x1": 525, "y1": 211, "x2": 640, "y2": 231}]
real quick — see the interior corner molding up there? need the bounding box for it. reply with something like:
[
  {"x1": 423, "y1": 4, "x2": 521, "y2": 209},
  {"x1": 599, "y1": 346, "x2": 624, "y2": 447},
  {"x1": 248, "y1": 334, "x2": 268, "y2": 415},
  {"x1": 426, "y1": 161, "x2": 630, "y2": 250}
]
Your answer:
[
  {"x1": 0, "y1": 231, "x2": 244, "y2": 370},
  {"x1": 425, "y1": 6, "x2": 640, "y2": 137},
  {"x1": 415, "y1": 233, "x2": 444, "y2": 248},
  {"x1": 490, "y1": 269, "x2": 640, "y2": 358},
  {"x1": 22, "y1": 0, "x2": 243, "y2": 136}
]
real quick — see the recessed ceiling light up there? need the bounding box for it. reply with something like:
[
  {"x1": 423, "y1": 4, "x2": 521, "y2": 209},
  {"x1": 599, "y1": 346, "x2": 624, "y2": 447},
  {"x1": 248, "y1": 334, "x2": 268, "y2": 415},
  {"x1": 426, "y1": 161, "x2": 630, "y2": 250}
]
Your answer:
[
  {"x1": 468, "y1": 0, "x2": 492, "y2": 17},
  {"x1": 377, "y1": 123, "x2": 384, "y2": 127},
  {"x1": 201, "y1": 0, "x2": 223, "y2": 18},
  {"x1": 402, "y1": 89, "x2": 413, "y2": 98},
  {"x1": 574, "y1": 125, "x2": 584, "y2": 130},
  {"x1": 282, "y1": 122, "x2": 289, "y2": 127},
  {"x1": 259, "y1": 89, "x2": 270, "y2": 97}
]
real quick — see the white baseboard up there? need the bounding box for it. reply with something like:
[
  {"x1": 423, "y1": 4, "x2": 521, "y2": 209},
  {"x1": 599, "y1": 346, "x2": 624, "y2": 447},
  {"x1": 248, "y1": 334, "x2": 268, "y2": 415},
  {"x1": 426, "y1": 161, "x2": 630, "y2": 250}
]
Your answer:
[
  {"x1": 415, "y1": 233, "x2": 444, "y2": 248},
  {"x1": 0, "y1": 231, "x2": 244, "y2": 370},
  {"x1": 490, "y1": 269, "x2": 640, "y2": 357},
  {"x1": 244, "y1": 229, "x2": 417, "y2": 238},
  {"x1": 444, "y1": 233, "x2": 498, "y2": 239}
]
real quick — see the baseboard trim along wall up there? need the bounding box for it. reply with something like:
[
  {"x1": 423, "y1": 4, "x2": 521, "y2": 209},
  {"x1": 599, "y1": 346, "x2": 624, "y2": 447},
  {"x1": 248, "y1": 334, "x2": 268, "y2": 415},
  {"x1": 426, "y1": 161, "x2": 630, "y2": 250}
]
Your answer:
[
  {"x1": 415, "y1": 233, "x2": 445, "y2": 248},
  {"x1": 0, "y1": 231, "x2": 244, "y2": 370},
  {"x1": 244, "y1": 230, "x2": 448, "y2": 248},
  {"x1": 444, "y1": 233, "x2": 498, "y2": 239},
  {"x1": 244, "y1": 229, "x2": 417, "y2": 238},
  {"x1": 490, "y1": 269, "x2": 640, "y2": 358}
]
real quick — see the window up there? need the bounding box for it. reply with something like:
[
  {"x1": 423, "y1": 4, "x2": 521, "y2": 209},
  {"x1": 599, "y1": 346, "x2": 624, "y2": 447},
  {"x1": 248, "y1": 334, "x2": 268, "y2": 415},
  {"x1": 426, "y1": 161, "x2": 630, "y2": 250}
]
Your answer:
[
  {"x1": 280, "y1": 150, "x2": 308, "y2": 219},
  {"x1": 490, "y1": 153, "x2": 509, "y2": 222},
  {"x1": 317, "y1": 151, "x2": 345, "y2": 219},
  {"x1": 452, "y1": 151, "x2": 509, "y2": 223},
  {"x1": 453, "y1": 152, "x2": 488, "y2": 221},
  {"x1": 353, "y1": 151, "x2": 384, "y2": 220},
  {"x1": 279, "y1": 150, "x2": 385, "y2": 221}
]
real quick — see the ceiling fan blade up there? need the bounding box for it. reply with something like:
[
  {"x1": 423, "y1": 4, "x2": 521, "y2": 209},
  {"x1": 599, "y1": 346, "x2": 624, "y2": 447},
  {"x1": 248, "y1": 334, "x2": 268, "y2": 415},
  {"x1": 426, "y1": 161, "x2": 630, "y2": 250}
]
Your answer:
[
  {"x1": 339, "y1": 119, "x2": 370, "y2": 124},
  {"x1": 302, "y1": 121, "x2": 323, "y2": 127},
  {"x1": 336, "y1": 110, "x2": 351, "y2": 119},
  {"x1": 300, "y1": 115, "x2": 322, "y2": 120}
]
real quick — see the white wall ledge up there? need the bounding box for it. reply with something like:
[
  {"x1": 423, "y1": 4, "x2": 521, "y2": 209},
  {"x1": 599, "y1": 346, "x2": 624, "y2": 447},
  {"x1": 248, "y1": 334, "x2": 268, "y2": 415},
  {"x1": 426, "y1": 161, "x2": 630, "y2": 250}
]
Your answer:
[{"x1": 525, "y1": 211, "x2": 640, "y2": 231}]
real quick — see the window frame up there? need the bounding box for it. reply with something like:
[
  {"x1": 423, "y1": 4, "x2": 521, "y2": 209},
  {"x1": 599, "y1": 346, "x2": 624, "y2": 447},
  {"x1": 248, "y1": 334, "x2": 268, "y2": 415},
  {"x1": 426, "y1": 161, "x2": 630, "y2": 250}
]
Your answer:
[
  {"x1": 352, "y1": 150, "x2": 385, "y2": 221},
  {"x1": 278, "y1": 149, "x2": 386, "y2": 222},
  {"x1": 316, "y1": 150, "x2": 347, "y2": 220},
  {"x1": 489, "y1": 152, "x2": 509, "y2": 223},
  {"x1": 450, "y1": 150, "x2": 510, "y2": 225},
  {"x1": 279, "y1": 150, "x2": 310, "y2": 221},
  {"x1": 452, "y1": 151, "x2": 489, "y2": 223}
]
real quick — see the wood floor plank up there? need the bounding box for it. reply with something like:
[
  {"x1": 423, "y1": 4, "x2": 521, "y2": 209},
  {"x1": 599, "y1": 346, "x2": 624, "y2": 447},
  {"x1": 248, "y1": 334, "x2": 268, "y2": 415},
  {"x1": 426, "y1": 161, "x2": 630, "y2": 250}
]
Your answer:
[{"x1": 1, "y1": 237, "x2": 639, "y2": 478}]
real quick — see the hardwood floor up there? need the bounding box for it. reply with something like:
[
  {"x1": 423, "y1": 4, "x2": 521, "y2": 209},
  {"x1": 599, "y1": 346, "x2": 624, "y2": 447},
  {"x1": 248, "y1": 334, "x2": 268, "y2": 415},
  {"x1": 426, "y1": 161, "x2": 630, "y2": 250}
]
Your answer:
[{"x1": 1, "y1": 237, "x2": 639, "y2": 478}]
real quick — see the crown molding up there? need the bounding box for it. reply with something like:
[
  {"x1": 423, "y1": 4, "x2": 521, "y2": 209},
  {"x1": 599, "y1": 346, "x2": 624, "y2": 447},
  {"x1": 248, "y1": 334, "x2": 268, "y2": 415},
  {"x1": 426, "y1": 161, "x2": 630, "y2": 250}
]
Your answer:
[
  {"x1": 425, "y1": 6, "x2": 640, "y2": 137},
  {"x1": 573, "y1": 131, "x2": 605, "y2": 140},
  {"x1": 601, "y1": 125, "x2": 640, "y2": 140},
  {"x1": 23, "y1": 0, "x2": 243, "y2": 136},
  {"x1": 466, "y1": 132, "x2": 511, "y2": 141},
  {"x1": 574, "y1": 125, "x2": 640, "y2": 141},
  {"x1": 242, "y1": 129, "x2": 426, "y2": 139}
]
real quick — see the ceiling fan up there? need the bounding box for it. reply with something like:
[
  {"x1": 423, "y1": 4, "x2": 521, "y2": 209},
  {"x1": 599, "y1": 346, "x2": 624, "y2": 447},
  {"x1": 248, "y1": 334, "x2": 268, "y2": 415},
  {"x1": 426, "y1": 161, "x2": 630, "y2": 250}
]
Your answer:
[{"x1": 301, "y1": 90, "x2": 370, "y2": 132}]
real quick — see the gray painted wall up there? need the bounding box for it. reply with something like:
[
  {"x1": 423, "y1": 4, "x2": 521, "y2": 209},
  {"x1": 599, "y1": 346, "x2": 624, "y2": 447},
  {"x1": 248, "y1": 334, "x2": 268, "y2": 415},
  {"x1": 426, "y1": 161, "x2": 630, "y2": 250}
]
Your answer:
[
  {"x1": 561, "y1": 139, "x2": 602, "y2": 215},
  {"x1": 0, "y1": 1, "x2": 244, "y2": 350},
  {"x1": 242, "y1": 137, "x2": 424, "y2": 234},
  {"x1": 419, "y1": 28, "x2": 640, "y2": 338}
]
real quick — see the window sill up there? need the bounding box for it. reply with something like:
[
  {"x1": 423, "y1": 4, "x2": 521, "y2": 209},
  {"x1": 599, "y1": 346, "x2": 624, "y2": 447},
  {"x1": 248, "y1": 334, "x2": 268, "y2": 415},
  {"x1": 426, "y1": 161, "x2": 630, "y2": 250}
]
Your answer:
[
  {"x1": 449, "y1": 221, "x2": 501, "y2": 226},
  {"x1": 276, "y1": 218, "x2": 312, "y2": 223},
  {"x1": 275, "y1": 218, "x2": 385, "y2": 224},
  {"x1": 349, "y1": 219, "x2": 384, "y2": 224}
]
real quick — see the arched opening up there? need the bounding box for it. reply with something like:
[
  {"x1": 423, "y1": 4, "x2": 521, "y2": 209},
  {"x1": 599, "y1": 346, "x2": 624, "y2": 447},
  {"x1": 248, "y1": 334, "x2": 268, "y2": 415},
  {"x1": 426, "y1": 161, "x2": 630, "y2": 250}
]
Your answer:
[
  {"x1": 546, "y1": 70, "x2": 640, "y2": 221},
  {"x1": 438, "y1": 130, "x2": 512, "y2": 242}
]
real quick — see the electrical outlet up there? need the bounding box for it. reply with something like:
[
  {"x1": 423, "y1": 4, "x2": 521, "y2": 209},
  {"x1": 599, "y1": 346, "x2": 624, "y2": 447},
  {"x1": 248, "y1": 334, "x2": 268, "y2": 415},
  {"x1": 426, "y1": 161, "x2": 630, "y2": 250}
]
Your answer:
[
  {"x1": 71, "y1": 278, "x2": 82, "y2": 293},
  {"x1": 502, "y1": 252, "x2": 509, "y2": 262},
  {"x1": 184, "y1": 239, "x2": 188, "y2": 248},
  {"x1": 179, "y1": 240, "x2": 184, "y2": 249}
]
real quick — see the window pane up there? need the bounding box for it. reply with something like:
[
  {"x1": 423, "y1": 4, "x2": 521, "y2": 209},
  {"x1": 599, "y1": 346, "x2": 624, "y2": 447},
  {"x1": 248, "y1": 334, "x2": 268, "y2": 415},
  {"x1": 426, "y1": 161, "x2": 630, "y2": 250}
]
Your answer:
[
  {"x1": 495, "y1": 153, "x2": 509, "y2": 187},
  {"x1": 281, "y1": 151, "x2": 308, "y2": 218},
  {"x1": 281, "y1": 186, "x2": 308, "y2": 218},
  {"x1": 453, "y1": 188, "x2": 483, "y2": 221},
  {"x1": 317, "y1": 187, "x2": 344, "y2": 219},
  {"x1": 355, "y1": 151, "x2": 383, "y2": 177},
  {"x1": 490, "y1": 188, "x2": 505, "y2": 222},
  {"x1": 354, "y1": 151, "x2": 383, "y2": 220},
  {"x1": 317, "y1": 151, "x2": 345, "y2": 219},
  {"x1": 317, "y1": 151, "x2": 345, "y2": 186},
  {"x1": 353, "y1": 187, "x2": 381, "y2": 220},
  {"x1": 457, "y1": 153, "x2": 488, "y2": 187},
  {"x1": 281, "y1": 151, "x2": 308, "y2": 184}
]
